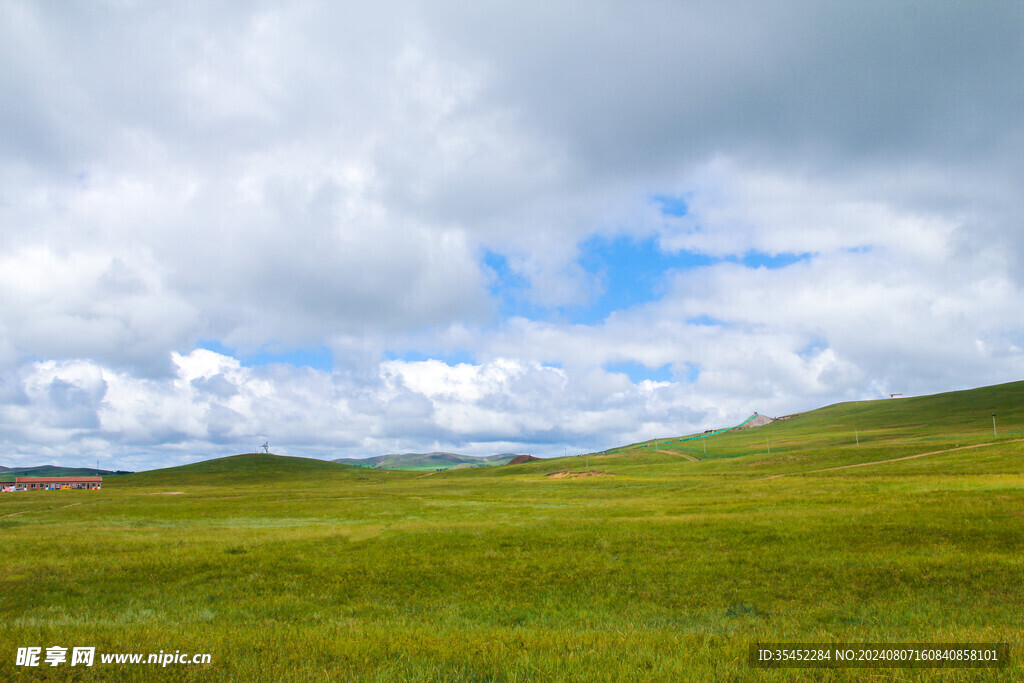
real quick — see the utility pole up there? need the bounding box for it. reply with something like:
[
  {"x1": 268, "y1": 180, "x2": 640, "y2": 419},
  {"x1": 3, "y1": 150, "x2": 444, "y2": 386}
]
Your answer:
[
  {"x1": 855, "y1": 428, "x2": 859, "y2": 446},
  {"x1": 992, "y1": 413, "x2": 997, "y2": 438}
]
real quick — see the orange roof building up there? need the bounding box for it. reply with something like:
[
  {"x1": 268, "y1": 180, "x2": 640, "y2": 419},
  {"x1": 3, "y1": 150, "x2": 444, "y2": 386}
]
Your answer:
[{"x1": 13, "y1": 476, "x2": 102, "y2": 490}]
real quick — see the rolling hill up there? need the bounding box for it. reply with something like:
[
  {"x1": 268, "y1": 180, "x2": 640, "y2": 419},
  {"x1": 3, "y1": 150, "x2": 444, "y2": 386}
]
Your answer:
[
  {"x1": 115, "y1": 452, "x2": 376, "y2": 487},
  {"x1": 604, "y1": 379, "x2": 1024, "y2": 472},
  {"x1": 333, "y1": 451, "x2": 527, "y2": 470},
  {"x1": 0, "y1": 464, "x2": 127, "y2": 483}
]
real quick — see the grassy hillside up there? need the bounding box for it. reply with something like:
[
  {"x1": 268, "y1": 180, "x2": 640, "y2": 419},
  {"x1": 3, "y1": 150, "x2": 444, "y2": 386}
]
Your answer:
[
  {"x1": 1, "y1": 381, "x2": 1022, "y2": 680},
  {"x1": 119, "y1": 452, "x2": 380, "y2": 487},
  {"x1": 334, "y1": 451, "x2": 522, "y2": 470},
  {"x1": 0, "y1": 465, "x2": 123, "y2": 483},
  {"x1": 614, "y1": 379, "x2": 1024, "y2": 463}
]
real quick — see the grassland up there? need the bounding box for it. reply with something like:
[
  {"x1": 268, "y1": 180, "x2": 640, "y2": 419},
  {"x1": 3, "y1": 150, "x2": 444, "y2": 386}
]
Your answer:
[{"x1": 1, "y1": 382, "x2": 1023, "y2": 681}]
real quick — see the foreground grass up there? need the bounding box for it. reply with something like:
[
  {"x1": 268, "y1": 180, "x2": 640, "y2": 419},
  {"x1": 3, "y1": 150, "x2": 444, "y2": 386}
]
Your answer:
[{"x1": 2, "y1": 384, "x2": 1023, "y2": 680}]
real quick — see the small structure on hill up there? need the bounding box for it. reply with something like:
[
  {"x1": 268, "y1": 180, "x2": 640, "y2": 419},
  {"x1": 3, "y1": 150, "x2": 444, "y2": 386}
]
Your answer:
[{"x1": 10, "y1": 476, "x2": 102, "y2": 491}]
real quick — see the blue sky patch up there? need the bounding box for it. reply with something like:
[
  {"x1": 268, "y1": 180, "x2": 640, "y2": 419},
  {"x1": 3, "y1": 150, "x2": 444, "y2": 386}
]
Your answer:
[
  {"x1": 384, "y1": 349, "x2": 476, "y2": 365},
  {"x1": 482, "y1": 249, "x2": 549, "y2": 321},
  {"x1": 197, "y1": 340, "x2": 333, "y2": 371},
  {"x1": 796, "y1": 338, "x2": 828, "y2": 358},
  {"x1": 569, "y1": 236, "x2": 718, "y2": 324},
  {"x1": 686, "y1": 314, "x2": 726, "y2": 327},
  {"x1": 652, "y1": 194, "x2": 689, "y2": 217},
  {"x1": 731, "y1": 250, "x2": 813, "y2": 269},
  {"x1": 484, "y1": 241, "x2": 812, "y2": 327},
  {"x1": 483, "y1": 250, "x2": 528, "y2": 295},
  {"x1": 683, "y1": 362, "x2": 700, "y2": 383},
  {"x1": 604, "y1": 360, "x2": 673, "y2": 383}
]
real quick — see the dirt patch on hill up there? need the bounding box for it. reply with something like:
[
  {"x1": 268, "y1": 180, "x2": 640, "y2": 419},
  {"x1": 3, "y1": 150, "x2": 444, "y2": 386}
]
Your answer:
[
  {"x1": 507, "y1": 454, "x2": 540, "y2": 465},
  {"x1": 546, "y1": 470, "x2": 613, "y2": 479},
  {"x1": 735, "y1": 413, "x2": 776, "y2": 430},
  {"x1": 656, "y1": 449, "x2": 698, "y2": 462}
]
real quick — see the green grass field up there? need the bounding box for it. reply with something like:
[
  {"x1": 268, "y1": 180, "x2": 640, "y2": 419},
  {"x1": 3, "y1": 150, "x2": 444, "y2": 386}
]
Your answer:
[{"x1": 2, "y1": 382, "x2": 1023, "y2": 681}]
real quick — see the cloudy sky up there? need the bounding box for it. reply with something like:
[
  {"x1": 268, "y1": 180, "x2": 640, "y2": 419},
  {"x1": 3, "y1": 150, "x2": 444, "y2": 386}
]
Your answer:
[{"x1": 2, "y1": 1, "x2": 1023, "y2": 471}]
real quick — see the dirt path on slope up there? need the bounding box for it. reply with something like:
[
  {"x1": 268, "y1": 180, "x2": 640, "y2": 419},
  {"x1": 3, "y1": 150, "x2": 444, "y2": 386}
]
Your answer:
[
  {"x1": 546, "y1": 470, "x2": 614, "y2": 479},
  {"x1": 765, "y1": 438, "x2": 1024, "y2": 479},
  {"x1": 656, "y1": 449, "x2": 698, "y2": 462},
  {"x1": 1, "y1": 500, "x2": 85, "y2": 519}
]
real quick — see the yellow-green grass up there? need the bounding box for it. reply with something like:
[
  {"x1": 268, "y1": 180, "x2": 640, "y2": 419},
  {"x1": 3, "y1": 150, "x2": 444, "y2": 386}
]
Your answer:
[
  {"x1": 1, "y1": 382, "x2": 1023, "y2": 680},
  {"x1": 631, "y1": 380, "x2": 1024, "y2": 465}
]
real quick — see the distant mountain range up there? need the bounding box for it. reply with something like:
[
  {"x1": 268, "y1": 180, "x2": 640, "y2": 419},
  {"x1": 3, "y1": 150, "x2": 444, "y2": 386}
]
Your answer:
[
  {"x1": 0, "y1": 465, "x2": 130, "y2": 482},
  {"x1": 332, "y1": 452, "x2": 529, "y2": 470}
]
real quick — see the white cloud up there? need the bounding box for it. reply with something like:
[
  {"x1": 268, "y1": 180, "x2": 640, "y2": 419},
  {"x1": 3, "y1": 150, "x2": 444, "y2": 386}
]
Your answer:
[
  {"x1": 0, "y1": 246, "x2": 198, "y2": 374},
  {"x1": 1, "y1": 2, "x2": 1023, "y2": 468},
  {"x1": 659, "y1": 158, "x2": 961, "y2": 261}
]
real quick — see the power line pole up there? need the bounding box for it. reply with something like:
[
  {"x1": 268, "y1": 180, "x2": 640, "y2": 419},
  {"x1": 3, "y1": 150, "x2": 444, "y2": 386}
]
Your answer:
[{"x1": 992, "y1": 413, "x2": 997, "y2": 438}]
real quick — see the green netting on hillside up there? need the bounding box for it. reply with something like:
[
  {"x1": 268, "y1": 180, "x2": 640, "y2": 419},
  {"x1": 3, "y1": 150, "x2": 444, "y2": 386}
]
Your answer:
[{"x1": 679, "y1": 413, "x2": 760, "y2": 442}]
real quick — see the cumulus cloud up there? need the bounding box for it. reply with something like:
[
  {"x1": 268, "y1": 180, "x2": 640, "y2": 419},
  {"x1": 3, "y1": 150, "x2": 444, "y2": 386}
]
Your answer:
[
  {"x1": 0, "y1": 350, "x2": 710, "y2": 468},
  {"x1": 1, "y1": 1, "x2": 1023, "y2": 468}
]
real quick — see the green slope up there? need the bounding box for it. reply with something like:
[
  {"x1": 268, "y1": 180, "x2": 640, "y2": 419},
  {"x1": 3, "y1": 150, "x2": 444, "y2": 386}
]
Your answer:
[
  {"x1": 334, "y1": 451, "x2": 522, "y2": 470},
  {"x1": 0, "y1": 465, "x2": 123, "y2": 483},
  {"x1": 115, "y1": 452, "x2": 387, "y2": 487},
  {"x1": 604, "y1": 379, "x2": 1024, "y2": 474}
]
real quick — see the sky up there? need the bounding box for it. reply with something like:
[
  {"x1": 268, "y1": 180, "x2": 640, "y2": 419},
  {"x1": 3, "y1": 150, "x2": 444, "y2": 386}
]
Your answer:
[{"x1": 2, "y1": 1, "x2": 1023, "y2": 471}]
